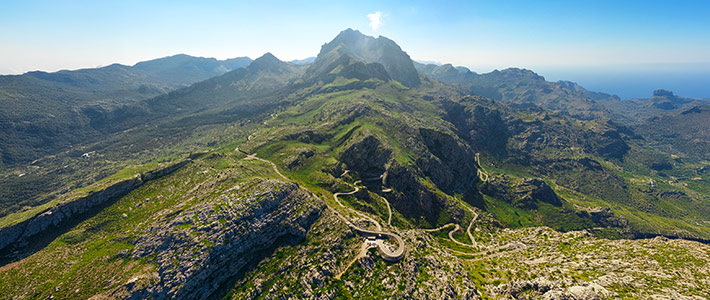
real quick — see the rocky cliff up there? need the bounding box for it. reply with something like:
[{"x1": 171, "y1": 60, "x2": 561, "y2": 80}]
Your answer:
[
  {"x1": 107, "y1": 179, "x2": 324, "y2": 299},
  {"x1": 483, "y1": 176, "x2": 561, "y2": 209},
  {"x1": 308, "y1": 28, "x2": 421, "y2": 87},
  {"x1": 229, "y1": 210, "x2": 480, "y2": 299},
  {"x1": 0, "y1": 160, "x2": 190, "y2": 253}
]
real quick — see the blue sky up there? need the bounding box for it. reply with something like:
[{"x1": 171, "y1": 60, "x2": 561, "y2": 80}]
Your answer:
[{"x1": 1, "y1": 0, "x2": 709, "y2": 97}]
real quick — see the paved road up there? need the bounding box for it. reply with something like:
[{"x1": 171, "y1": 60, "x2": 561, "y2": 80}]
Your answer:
[
  {"x1": 475, "y1": 152, "x2": 489, "y2": 182},
  {"x1": 239, "y1": 149, "x2": 522, "y2": 263},
  {"x1": 240, "y1": 153, "x2": 404, "y2": 263},
  {"x1": 333, "y1": 181, "x2": 382, "y2": 231},
  {"x1": 424, "y1": 223, "x2": 476, "y2": 248},
  {"x1": 360, "y1": 174, "x2": 393, "y2": 225},
  {"x1": 242, "y1": 152, "x2": 290, "y2": 181},
  {"x1": 238, "y1": 149, "x2": 526, "y2": 266},
  {"x1": 240, "y1": 149, "x2": 528, "y2": 265},
  {"x1": 333, "y1": 181, "x2": 404, "y2": 261},
  {"x1": 465, "y1": 207, "x2": 479, "y2": 247},
  {"x1": 423, "y1": 206, "x2": 479, "y2": 248}
]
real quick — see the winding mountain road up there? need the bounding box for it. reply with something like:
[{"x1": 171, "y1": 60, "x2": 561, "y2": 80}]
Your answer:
[
  {"x1": 242, "y1": 152, "x2": 290, "y2": 181},
  {"x1": 360, "y1": 174, "x2": 393, "y2": 225},
  {"x1": 465, "y1": 207, "x2": 479, "y2": 247},
  {"x1": 238, "y1": 148, "x2": 521, "y2": 268},
  {"x1": 332, "y1": 181, "x2": 382, "y2": 231},
  {"x1": 240, "y1": 151, "x2": 404, "y2": 265},
  {"x1": 423, "y1": 206, "x2": 479, "y2": 248},
  {"x1": 475, "y1": 152, "x2": 489, "y2": 182},
  {"x1": 332, "y1": 180, "x2": 404, "y2": 261}
]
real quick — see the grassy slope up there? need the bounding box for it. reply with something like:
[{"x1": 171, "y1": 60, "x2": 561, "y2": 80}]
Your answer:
[
  {"x1": 2, "y1": 74, "x2": 710, "y2": 299},
  {"x1": 242, "y1": 76, "x2": 710, "y2": 239},
  {"x1": 0, "y1": 152, "x2": 286, "y2": 299},
  {"x1": 0, "y1": 59, "x2": 301, "y2": 218}
]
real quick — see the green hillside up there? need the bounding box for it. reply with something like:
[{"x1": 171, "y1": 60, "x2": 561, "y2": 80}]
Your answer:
[
  {"x1": 1, "y1": 29, "x2": 709, "y2": 299},
  {"x1": 0, "y1": 54, "x2": 252, "y2": 167}
]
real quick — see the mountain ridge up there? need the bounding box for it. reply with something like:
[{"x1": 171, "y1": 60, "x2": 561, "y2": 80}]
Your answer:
[
  {"x1": 307, "y1": 28, "x2": 421, "y2": 87},
  {"x1": 1, "y1": 29, "x2": 709, "y2": 300}
]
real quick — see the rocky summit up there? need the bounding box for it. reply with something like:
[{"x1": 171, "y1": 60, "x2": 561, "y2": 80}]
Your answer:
[{"x1": 1, "y1": 27, "x2": 709, "y2": 300}]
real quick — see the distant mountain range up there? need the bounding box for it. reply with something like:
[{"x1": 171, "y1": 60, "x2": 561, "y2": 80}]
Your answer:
[
  {"x1": 1, "y1": 28, "x2": 709, "y2": 299},
  {"x1": 0, "y1": 54, "x2": 252, "y2": 166}
]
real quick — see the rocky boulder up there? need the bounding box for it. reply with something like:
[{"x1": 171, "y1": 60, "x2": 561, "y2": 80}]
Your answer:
[{"x1": 542, "y1": 283, "x2": 616, "y2": 300}]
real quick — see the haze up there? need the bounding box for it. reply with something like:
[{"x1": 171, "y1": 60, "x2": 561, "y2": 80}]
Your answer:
[{"x1": 2, "y1": 0, "x2": 709, "y2": 98}]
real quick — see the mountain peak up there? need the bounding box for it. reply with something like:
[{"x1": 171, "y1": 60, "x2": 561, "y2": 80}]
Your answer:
[
  {"x1": 309, "y1": 29, "x2": 421, "y2": 87},
  {"x1": 248, "y1": 53, "x2": 288, "y2": 72},
  {"x1": 332, "y1": 28, "x2": 366, "y2": 40},
  {"x1": 255, "y1": 52, "x2": 278, "y2": 62},
  {"x1": 494, "y1": 68, "x2": 545, "y2": 81}
]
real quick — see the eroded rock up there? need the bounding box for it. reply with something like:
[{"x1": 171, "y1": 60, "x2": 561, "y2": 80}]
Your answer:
[{"x1": 110, "y1": 180, "x2": 325, "y2": 300}]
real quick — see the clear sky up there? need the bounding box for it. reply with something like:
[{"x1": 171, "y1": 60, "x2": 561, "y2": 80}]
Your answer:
[{"x1": 1, "y1": 0, "x2": 709, "y2": 98}]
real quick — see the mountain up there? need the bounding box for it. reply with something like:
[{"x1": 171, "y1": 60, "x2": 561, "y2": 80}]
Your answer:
[
  {"x1": 635, "y1": 104, "x2": 710, "y2": 160},
  {"x1": 0, "y1": 53, "x2": 302, "y2": 218},
  {"x1": 97, "y1": 52, "x2": 302, "y2": 130},
  {"x1": 415, "y1": 62, "x2": 710, "y2": 125},
  {"x1": 289, "y1": 57, "x2": 316, "y2": 65},
  {"x1": 1, "y1": 30, "x2": 709, "y2": 299},
  {"x1": 0, "y1": 54, "x2": 252, "y2": 167},
  {"x1": 415, "y1": 61, "x2": 709, "y2": 164},
  {"x1": 586, "y1": 89, "x2": 710, "y2": 160},
  {"x1": 414, "y1": 62, "x2": 478, "y2": 84},
  {"x1": 306, "y1": 28, "x2": 421, "y2": 87},
  {"x1": 596, "y1": 89, "x2": 710, "y2": 121},
  {"x1": 132, "y1": 54, "x2": 253, "y2": 86},
  {"x1": 416, "y1": 63, "x2": 612, "y2": 120}
]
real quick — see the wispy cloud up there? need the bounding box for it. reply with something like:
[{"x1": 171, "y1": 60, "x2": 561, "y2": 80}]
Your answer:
[{"x1": 367, "y1": 11, "x2": 383, "y2": 30}]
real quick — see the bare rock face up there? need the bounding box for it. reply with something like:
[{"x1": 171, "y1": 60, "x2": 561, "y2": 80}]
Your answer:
[
  {"x1": 417, "y1": 128, "x2": 479, "y2": 193},
  {"x1": 593, "y1": 130, "x2": 630, "y2": 160},
  {"x1": 494, "y1": 276, "x2": 617, "y2": 299},
  {"x1": 284, "y1": 148, "x2": 315, "y2": 170},
  {"x1": 283, "y1": 130, "x2": 328, "y2": 144},
  {"x1": 311, "y1": 28, "x2": 421, "y2": 88},
  {"x1": 339, "y1": 135, "x2": 392, "y2": 177},
  {"x1": 387, "y1": 162, "x2": 448, "y2": 226},
  {"x1": 339, "y1": 131, "x2": 481, "y2": 226},
  {"x1": 542, "y1": 283, "x2": 616, "y2": 300},
  {"x1": 514, "y1": 178, "x2": 562, "y2": 208},
  {"x1": 575, "y1": 207, "x2": 629, "y2": 228},
  {"x1": 230, "y1": 216, "x2": 480, "y2": 299},
  {"x1": 110, "y1": 179, "x2": 325, "y2": 300},
  {"x1": 483, "y1": 176, "x2": 561, "y2": 209},
  {"x1": 0, "y1": 178, "x2": 142, "y2": 252},
  {"x1": 0, "y1": 160, "x2": 189, "y2": 253},
  {"x1": 493, "y1": 277, "x2": 556, "y2": 298}
]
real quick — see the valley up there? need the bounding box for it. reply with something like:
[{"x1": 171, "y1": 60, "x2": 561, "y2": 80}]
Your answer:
[{"x1": 1, "y1": 28, "x2": 709, "y2": 299}]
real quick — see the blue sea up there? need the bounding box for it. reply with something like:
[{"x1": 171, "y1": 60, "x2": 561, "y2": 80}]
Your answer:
[{"x1": 533, "y1": 63, "x2": 710, "y2": 100}]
